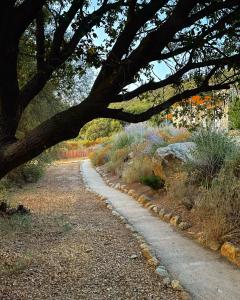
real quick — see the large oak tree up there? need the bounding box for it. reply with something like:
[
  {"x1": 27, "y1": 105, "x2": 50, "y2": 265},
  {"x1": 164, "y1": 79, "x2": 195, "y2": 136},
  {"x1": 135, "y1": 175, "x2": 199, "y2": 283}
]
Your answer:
[{"x1": 0, "y1": 0, "x2": 239, "y2": 178}]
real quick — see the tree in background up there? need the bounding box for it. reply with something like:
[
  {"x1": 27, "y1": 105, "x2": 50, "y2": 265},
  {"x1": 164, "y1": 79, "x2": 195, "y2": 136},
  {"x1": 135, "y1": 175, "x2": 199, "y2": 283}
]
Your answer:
[
  {"x1": 0, "y1": 0, "x2": 239, "y2": 178},
  {"x1": 80, "y1": 119, "x2": 122, "y2": 141}
]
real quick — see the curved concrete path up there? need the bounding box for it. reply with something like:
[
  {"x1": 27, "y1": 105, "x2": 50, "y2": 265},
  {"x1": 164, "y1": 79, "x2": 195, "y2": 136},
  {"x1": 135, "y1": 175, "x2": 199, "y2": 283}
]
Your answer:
[{"x1": 81, "y1": 159, "x2": 240, "y2": 300}]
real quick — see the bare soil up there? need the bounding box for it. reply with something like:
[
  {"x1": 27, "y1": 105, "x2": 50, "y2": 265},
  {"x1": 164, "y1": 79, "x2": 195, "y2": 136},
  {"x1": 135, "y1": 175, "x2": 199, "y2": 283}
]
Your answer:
[{"x1": 0, "y1": 161, "x2": 180, "y2": 300}]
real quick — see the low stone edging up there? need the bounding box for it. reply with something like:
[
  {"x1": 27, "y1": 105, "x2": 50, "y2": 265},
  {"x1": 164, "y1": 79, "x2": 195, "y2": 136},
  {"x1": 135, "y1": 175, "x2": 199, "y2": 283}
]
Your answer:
[
  {"x1": 81, "y1": 167, "x2": 192, "y2": 300},
  {"x1": 95, "y1": 167, "x2": 240, "y2": 270}
]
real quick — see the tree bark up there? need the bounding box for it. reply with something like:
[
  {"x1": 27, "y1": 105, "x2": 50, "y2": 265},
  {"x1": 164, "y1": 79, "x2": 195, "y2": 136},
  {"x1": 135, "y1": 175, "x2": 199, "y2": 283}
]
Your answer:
[
  {"x1": 0, "y1": 5, "x2": 20, "y2": 142},
  {"x1": 0, "y1": 98, "x2": 106, "y2": 179}
]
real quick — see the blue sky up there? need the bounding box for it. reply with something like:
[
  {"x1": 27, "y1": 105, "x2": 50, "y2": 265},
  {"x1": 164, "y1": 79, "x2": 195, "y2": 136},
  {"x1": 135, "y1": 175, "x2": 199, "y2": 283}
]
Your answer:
[{"x1": 90, "y1": 1, "x2": 170, "y2": 84}]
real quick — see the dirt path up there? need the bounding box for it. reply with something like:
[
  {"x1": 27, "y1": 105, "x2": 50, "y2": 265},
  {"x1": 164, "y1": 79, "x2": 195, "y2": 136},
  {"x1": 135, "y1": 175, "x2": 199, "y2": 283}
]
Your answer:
[
  {"x1": 0, "y1": 161, "x2": 180, "y2": 300},
  {"x1": 81, "y1": 159, "x2": 240, "y2": 300}
]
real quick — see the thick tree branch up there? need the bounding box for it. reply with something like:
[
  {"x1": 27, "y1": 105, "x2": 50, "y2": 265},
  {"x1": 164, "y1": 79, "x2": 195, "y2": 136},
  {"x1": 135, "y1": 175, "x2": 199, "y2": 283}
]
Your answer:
[
  {"x1": 103, "y1": 82, "x2": 235, "y2": 123},
  {"x1": 19, "y1": 1, "x2": 123, "y2": 109},
  {"x1": 15, "y1": 0, "x2": 47, "y2": 37},
  {"x1": 49, "y1": 0, "x2": 85, "y2": 59},
  {"x1": 36, "y1": 9, "x2": 45, "y2": 71}
]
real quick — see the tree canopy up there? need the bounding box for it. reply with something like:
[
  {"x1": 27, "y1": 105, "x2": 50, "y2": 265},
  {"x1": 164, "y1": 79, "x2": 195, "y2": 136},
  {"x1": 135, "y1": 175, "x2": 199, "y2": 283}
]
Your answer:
[{"x1": 0, "y1": 0, "x2": 239, "y2": 177}]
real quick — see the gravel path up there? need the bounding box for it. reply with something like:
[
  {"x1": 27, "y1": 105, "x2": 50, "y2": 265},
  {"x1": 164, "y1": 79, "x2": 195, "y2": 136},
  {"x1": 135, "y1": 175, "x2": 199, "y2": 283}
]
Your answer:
[
  {"x1": 81, "y1": 159, "x2": 240, "y2": 300},
  {"x1": 0, "y1": 161, "x2": 180, "y2": 300}
]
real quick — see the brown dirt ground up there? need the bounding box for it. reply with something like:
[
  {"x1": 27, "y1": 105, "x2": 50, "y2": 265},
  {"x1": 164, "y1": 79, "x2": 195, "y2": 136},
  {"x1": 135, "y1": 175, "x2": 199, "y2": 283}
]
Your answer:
[{"x1": 0, "y1": 161, "x2": 181, "y2": 300}]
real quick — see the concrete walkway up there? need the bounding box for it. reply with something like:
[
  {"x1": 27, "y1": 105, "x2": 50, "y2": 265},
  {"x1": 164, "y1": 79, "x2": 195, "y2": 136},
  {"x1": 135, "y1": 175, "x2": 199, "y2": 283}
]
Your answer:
[{"x1": 81, "y1": 159, "x2": 240, "y2": 300}]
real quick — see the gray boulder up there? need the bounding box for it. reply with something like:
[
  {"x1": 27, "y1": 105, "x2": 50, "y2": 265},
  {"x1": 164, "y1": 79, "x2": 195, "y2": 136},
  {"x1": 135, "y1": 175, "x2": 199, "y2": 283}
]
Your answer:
[{"x1": 156, "y1": 142, "x2": 196, "y2": 162}]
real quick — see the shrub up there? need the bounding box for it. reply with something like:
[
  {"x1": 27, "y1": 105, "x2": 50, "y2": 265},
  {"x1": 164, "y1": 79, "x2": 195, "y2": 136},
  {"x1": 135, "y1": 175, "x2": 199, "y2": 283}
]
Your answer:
[
  {"x1": 159, "y1": 125, "x2": 190, "y2": 144},
  {"x1": 21, "y1": 163, "x2": 44, "y2": 183},
  {"x1": 89, "y1": 144, "x2": 112, "y2": 166},
  {"x1": 166, "y1": 172, "x2": 201, "y2": 209},
  {"x1": 197, "y1": 170, "x2": 240, "y2": 243},
  {"x1": 7, "y1": 162, "x2": 44, "y2": 184},
  {"x1": 80, "y1": 118, "x2": 122, "y2": 141},
  {"x1": 111, "y1": 131, "x2": 135, "y2": 150},
  {"x1": 229, "y1": 97, "x2": 240, "y2": 129},
  {"x1": 122, "y1": 156, "x2": 153, "y2": 183},
  {"x1": 140, "y1": 175, "x2": 165, "y2": 190},
  {"x1": 187, "y1": 129, "x2": 237, "y2": 185},
  {"x1": 106, "y1": 147, "x2": 130, "y2": 175}
]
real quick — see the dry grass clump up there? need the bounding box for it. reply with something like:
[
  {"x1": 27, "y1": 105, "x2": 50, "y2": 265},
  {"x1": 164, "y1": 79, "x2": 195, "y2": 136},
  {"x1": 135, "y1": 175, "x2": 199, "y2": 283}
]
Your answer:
[
  {"x1": 122, "y1": 156, "x2": 153, "y2": 184},
  {"x1": 159, "y1": 126, "x2": 190, "y2": 144},
  {"x1": 106, "y1": 147, "x2": 130, "y2": 176},
  {"x1": 89, "y1": 144, "x2": 112, "y2": 166},
  {"x1": 197, "y1": 166, "x2": 240, "y2": 244},
  {"x1": 166, "y1": 171, "x2": 201, "y2": 209}
]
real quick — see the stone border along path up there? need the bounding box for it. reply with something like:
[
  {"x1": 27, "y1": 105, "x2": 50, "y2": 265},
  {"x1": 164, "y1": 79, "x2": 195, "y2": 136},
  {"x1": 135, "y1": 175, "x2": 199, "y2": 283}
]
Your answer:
[{"x1": 81, "y1": 159, "x2": 240, "y2": 300}]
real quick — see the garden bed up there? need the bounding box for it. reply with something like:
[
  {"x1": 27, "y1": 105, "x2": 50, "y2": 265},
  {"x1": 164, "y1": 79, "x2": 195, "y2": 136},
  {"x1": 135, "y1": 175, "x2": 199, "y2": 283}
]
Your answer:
[{"x1": 89, "y1": 124, "x2": 240, "y2": 267}]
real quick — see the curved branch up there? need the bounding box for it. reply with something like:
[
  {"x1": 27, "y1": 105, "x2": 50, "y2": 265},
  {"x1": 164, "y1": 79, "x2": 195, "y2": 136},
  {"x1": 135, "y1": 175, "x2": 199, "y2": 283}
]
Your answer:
[
  {"x1": 110, "y1": 54, "x2": 240, "y2": 103},
  {"x1": 103, "y1": 81, "x2": 236, "y2": 123}
]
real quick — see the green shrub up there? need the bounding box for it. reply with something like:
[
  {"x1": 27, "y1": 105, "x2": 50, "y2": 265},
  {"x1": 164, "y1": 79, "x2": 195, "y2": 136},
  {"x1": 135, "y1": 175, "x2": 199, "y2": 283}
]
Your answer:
[
  {"x1": 80, "y1": 118, "x2": 122, "y2": 141},
  {"x1": 7, "y1": 162, "x2": 44, "y2": 184},
  {"x1": 187, "y1": 129, "x2": 237, "y2": 185},
  {"x1": 140, "y1": 175, "x2": 165, "y2": 190},
  {"x1": 112, "y1": 131, "x2": 135, "y2": 150},
  {"x1": 21, "y1": 163, "x2": 44, "y2": 183}
]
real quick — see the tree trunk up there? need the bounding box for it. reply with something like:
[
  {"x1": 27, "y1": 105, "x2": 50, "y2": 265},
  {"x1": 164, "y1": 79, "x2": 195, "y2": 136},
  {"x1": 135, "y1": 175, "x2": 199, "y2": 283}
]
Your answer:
[
  {"x1": 0, "y1": 99, "x2": 105, "y2": 179},
  {"x1": 0, "y1": 5, "x2": 20, "y2": 143}
]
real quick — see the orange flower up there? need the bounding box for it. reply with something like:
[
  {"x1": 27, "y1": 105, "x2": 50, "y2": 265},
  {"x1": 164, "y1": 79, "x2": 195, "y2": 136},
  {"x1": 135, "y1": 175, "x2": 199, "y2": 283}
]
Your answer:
[{"x1": 166, "y1": 113, "x2": 173, "y2": 120}]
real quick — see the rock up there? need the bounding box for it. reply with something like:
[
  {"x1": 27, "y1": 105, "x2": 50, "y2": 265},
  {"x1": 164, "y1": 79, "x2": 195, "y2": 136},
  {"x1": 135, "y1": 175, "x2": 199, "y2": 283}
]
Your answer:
[
  {"x1": 158, "y1": 208, "x2": 166, "y2": 218},
  {"x1": 155, "y1": 266, "x2": 169, "y2": 277},
  {"x1": 115, "y1": 183, "x2": 121, "y2": 189},
  {"x1": 141, "y1": 247, "x2": 153, "y2": 260},
  {"x1": 156, "y1": 142, "x2": 196, "y2": 163},
  {"x1": 170, "y1": 215, "x2": 181, "y2": 226},
  {"x1": 147, "y1": 257, "x2": 159, "y2": 267},
  {"x1": 208, "y1": 240, "x2": 221, "y2": 251},
  {"x1": 171, "y1": 280, "x2": 183, "y2": 291},
  {"x1": 140, "y1": 243, "x2": 149, "y2": 249},
  {"x1": 163, "y1": 212, "x2": 173, "y2": 222},
  {"x1": 163, "y1": 277, "x2": 171, "y2": 286},
  {"x1": 152, "y1": 206, "x2": 159, "y2": 213},
  {"x1": 85, "y1": 248, "x2": 93, "y2": 253},
  {"x1": 111, "y1": 211, "x2": 120, "y2": 217},
  {"x1": 131, "y1": 192, "x2": 139, "y2": 199},
  {"x1": 130, "y1": 254, "x2": 138, "y2": 259},
  {"x1": 221, "y1": 242, "x2": 240, "y2": 266},
  {"x1": 145, "y1": 202, "x2": 153, "y2": 208},
  {"x1": 178, "y1": 221, "x2": 191, "y2": 230},
  {"x1": 148, "y1": 204, "x2": 155, "y2": 211},
  {"x1": 128, "y1": 189, "x2": 135, "y2": 196}
]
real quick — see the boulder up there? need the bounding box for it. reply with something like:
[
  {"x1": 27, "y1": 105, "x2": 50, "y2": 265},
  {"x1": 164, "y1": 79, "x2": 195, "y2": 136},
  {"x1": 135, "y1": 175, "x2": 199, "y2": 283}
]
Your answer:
[{"x1": 156, "y1": 142, "x2": 196, "y2": 163}]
